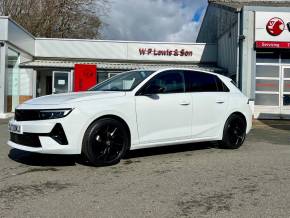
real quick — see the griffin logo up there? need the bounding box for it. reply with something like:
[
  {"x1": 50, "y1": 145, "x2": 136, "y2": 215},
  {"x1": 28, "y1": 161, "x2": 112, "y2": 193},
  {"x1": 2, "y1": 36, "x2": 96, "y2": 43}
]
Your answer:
[{"x1": 266, "y1": 17, "x2": 285, "y2": 36}]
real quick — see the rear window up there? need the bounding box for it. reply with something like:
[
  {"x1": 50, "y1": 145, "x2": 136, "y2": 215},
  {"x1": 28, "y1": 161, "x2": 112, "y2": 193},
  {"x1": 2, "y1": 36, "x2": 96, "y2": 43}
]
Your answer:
[{"x1": 184, "y1": 71, "x2": 229, "y2": 92}]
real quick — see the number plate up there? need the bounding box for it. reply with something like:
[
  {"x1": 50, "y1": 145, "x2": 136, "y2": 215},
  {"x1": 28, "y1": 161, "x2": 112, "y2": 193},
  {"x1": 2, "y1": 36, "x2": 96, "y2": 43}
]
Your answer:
[{"x1": 8, "y1": 122, "x2": 22, "y2": 134}]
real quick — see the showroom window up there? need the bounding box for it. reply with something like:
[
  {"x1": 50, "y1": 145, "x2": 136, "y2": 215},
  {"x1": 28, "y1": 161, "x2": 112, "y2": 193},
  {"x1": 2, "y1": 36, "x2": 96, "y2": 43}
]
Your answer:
[
  {"x1": 6, "y1": 48, "x2": 20, "y2": 112},
  {"x1": 255, "y1": 52, "x2": 280, "y2": 107},
  {"x1": 255, "y1": 51, "x2": 290, "y2": 109}
]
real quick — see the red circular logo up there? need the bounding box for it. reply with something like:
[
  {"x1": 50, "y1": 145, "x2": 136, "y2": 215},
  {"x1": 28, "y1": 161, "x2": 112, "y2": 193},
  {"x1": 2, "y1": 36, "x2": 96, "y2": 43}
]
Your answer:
[{"x1": 266, "y1": 17, "x2": 285, "y2": 36}]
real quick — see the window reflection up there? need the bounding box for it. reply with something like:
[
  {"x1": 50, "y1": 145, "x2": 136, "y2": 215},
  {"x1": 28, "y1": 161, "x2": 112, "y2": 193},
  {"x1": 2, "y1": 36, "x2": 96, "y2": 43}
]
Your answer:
[{"x1": 7, "y1": 49, "x2": 20, "y2": 112}]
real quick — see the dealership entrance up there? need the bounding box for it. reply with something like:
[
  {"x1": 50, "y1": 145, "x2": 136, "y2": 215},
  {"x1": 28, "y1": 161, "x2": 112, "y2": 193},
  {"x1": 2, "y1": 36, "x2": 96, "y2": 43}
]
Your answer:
[
  {"x1": 282, "y1": 67, "x2": 290, "y2": 107},
  {"x1": 35, "y1": 69, "x2": 72, "y2": 97},
  {"x1": 52, "y1": 71, "x2": 71, "y2": 94},
  {"x1": 255, "y1": 52, "x2": 290, "y2": 119},
  {"x1": 254, "y1": 11, "x2": 290, "y2": 119}
]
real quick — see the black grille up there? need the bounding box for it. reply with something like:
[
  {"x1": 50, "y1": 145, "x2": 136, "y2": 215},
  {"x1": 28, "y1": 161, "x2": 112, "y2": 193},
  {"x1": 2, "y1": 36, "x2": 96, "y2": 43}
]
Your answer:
[
  {"x1": 15, "y1": 109, "x2": 40, "y2": 121},
  {"x1": 10, "y1": 133, "x2": 41, "y2": 147}
]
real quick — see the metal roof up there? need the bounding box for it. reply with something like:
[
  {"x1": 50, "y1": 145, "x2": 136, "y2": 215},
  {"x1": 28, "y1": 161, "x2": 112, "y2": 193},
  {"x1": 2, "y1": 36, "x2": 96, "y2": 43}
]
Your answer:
[
  {"x1": 209, "y1": 0, "x2": 290, "y2": 10},
  {"x1": 20, "y1": 60, "x2": 223, "y2": 73}
]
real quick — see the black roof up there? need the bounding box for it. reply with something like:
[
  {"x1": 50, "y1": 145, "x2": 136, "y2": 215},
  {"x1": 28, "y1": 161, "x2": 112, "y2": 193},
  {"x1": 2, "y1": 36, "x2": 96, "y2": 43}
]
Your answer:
[{"x1": 209, "y1": 0, "x2": 290, "y2": 10}]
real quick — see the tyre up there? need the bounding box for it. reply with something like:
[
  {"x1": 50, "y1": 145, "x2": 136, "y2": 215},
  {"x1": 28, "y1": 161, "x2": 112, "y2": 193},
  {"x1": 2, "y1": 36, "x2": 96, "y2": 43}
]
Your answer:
[
  {"x1": 219, "y1": 114, "x2": 247, "y2": 149},
  {"x1": 82, "y1": 118, "x2": 130, "y2": 166}
]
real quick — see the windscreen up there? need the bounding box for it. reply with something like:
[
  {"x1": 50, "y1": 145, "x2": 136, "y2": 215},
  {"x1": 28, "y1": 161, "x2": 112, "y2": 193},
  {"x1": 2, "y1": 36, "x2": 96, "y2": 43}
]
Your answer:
[{"x1": 89, "y1": 70, "x2": 155, "y2": 91}]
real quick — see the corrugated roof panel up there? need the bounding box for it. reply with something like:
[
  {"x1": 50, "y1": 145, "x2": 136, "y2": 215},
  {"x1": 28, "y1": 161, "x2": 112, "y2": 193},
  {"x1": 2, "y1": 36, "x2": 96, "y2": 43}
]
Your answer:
[{"x1": 20, "y1": 60, "x2": 224, "y2": 73}]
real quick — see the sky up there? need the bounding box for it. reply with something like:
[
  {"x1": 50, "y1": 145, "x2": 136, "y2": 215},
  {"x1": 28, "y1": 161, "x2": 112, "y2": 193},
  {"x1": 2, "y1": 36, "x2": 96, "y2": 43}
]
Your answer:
[{"x1": 101, "y1": 0, "x2": 208, "y2": 42}]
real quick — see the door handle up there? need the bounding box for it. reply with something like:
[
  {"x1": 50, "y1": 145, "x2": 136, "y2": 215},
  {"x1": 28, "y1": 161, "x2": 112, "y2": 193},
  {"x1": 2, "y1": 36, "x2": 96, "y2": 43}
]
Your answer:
[
  {"x1": 216, "y1": 100, "x2": 225, "y2": 104},
  {"x1": 180, "y1": 101, "x2": 190, "y2": 106}
]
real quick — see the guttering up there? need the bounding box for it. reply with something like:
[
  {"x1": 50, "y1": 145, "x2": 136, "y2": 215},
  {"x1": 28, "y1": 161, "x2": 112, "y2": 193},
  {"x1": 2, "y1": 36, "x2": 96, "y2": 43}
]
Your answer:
[{"x1": 236, "y1": 9, "x2": 244, "y2": 89}]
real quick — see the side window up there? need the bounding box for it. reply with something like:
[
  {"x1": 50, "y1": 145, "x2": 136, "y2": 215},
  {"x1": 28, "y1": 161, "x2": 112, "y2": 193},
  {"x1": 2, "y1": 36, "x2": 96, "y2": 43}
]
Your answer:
[
  {"x1": 142, "y1": 71, "x2": 185, "y2": 94},
  {"x1": 216, "y1": 77, "x2": 230, "y2": 92},
  {"x1": 184, "y1": 71, "x2": 229, "y2": 92}
]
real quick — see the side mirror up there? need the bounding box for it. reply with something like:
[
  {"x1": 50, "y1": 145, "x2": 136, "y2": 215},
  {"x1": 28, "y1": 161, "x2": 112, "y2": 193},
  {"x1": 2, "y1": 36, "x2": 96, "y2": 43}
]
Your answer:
[{"x1": 142, "y1": 84, "x2": 165, "y2": 95}]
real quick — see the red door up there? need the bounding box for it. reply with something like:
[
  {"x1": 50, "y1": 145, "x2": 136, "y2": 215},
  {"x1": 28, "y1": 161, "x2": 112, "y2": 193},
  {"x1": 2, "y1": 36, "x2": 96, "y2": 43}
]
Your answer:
[{"x1": 74, "y1": 64, "x2": 97, "y2": 92}]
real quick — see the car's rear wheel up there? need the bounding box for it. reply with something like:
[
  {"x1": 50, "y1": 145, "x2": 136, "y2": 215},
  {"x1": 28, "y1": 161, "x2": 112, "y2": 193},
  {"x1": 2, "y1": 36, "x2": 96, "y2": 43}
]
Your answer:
[
  {"x1": 82, "y1": 118, "x2": 130, "y2": 166},
  {"x1": 219, "y1": 114, "x2": 247, "y2": 149}
]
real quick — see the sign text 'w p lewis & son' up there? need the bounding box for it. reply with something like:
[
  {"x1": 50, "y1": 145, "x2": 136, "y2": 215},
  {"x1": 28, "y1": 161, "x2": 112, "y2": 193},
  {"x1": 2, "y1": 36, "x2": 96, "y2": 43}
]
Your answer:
[{"x1": 139, "y1": 48, "x2": 193, "y2": 57}]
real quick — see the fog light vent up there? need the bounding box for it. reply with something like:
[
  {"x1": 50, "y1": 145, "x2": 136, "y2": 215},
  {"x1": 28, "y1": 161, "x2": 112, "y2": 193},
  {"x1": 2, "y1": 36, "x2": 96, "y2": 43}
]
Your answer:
[{"x1": 49, "y1": 123, "x2": 68, "y2": 145}]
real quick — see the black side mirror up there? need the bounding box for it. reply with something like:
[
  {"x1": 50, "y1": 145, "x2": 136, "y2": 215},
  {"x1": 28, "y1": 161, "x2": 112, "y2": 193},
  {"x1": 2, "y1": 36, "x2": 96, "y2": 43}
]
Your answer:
[{"x1": 142, "y1": 84, "x2": 165, "y2": 95}]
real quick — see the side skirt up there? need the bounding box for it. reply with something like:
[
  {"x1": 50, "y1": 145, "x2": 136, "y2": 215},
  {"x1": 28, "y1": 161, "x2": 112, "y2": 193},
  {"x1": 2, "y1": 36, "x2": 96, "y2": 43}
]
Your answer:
[{"x1": 130, "y1": 136, "x2": 221, "y2": 150}]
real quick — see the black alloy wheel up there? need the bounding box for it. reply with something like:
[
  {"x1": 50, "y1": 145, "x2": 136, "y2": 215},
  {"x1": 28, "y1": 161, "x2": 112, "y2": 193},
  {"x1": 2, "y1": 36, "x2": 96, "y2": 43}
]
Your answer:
[
  {"x1": 219, "y1": 114, "x2": 247, "y2": 149},
  {"x1": 82, "y1": 118, "x2": 130, "y2": 166}
]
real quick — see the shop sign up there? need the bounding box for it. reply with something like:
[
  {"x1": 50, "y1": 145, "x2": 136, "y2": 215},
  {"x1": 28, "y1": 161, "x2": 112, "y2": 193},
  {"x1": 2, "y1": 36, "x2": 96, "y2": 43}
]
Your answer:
[
  {"x1": 266, "y1": 17, "x2": 285, "y2": 36},
  {"x1": 138, "y1": 48, "x2": 193, "y2": 57},
  {"x1": 256, "y1": 12, "x2": 290, "y2": 43},
  {"x1": 126, "y1": 43, "x2": 217, "y2": 63}
]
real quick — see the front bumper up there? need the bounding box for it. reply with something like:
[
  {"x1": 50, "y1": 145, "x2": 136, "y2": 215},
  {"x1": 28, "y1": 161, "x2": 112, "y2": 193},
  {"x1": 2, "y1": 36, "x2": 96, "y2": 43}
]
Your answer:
[{"x1": 7, "y1": 109, "x2": 87, "y2": 155}]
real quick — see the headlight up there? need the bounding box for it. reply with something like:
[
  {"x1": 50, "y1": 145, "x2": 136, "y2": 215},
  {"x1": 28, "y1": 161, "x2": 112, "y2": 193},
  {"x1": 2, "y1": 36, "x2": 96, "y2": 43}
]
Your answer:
[{"x1": 39, "y1": 109, "x2": 73, "y2": 120}]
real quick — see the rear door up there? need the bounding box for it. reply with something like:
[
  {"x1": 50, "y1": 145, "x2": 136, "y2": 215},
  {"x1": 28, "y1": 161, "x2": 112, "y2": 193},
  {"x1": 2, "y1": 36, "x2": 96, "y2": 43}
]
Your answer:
[
  {"x1": 184, "y1": 71, "x2": 229, "y2": 139},
  {"x1": 135, "y1": 70, "x2": 192, "y2": 144}
]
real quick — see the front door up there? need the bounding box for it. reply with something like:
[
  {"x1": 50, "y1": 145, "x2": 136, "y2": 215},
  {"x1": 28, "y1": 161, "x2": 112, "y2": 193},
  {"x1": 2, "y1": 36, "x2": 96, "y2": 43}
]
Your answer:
[
  {"x1": 52, "y1": 71, "x2": 70, "y2": 94},
  {"x1": 281, "y1": 67, "x2": 290, "y2": 118},
  {"x1": 135, "y1": 70, "x2": 192, "y2": 144}
]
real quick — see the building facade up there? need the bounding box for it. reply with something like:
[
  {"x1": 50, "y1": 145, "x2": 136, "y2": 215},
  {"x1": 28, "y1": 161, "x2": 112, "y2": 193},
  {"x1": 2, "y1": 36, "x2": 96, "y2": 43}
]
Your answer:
[
  {"x1": 197, "y1": 0, "x2": 290, "y2": 119},
  {"x1": 1, "y1": 0, "x2": 290, "y2": 119}
]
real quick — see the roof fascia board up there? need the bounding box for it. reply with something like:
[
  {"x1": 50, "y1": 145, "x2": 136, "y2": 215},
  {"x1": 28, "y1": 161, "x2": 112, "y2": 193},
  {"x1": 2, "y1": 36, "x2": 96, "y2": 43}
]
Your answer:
[
  {"x1": 35, "y1": 37, "x2": 213, "y2": 46},
  {"x1": 244, "y1": 5, "x2": 290, "y2": 12},
  {"x1": 5, "y1": 17, "x2": 35, "y2": 39},
  {"x1": 211, "y1": 3, "x2": 241, "y2": 12}
]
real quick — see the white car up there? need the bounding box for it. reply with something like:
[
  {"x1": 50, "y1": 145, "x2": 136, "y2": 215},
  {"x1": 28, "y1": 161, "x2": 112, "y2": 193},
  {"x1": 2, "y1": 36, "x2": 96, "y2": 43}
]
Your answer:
[{"x1": 8, "y1": 68, "x2": 252, "y2": 166}]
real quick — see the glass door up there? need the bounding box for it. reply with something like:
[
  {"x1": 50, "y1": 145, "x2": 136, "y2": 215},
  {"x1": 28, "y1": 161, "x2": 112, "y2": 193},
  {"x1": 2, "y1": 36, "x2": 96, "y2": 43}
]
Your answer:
[
  {"x1": 52, "y1": 71, "x2": 70, "y2": 94},
  {"x1": 281, "y1": 67, "x2": 290, "y2": 117},
  {"x1": 255, "y1": 65, "x2": 280, "y2": 118}
]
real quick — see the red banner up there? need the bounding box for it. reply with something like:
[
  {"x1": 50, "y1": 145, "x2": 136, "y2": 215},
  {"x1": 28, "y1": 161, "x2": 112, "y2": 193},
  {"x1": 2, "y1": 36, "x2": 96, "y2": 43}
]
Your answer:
[
  {"x1": 256, "y1": 41, "x2": 290, "y2": 49},
  {"x1": 74, "y1": 64, "x2": 97, "y2": 92}
]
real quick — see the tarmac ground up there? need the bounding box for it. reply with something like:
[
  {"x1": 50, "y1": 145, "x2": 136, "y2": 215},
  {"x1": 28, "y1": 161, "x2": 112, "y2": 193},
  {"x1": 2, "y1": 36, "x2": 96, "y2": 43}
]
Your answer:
[{"x1": 0, "y1": 119, "x2": 290, "y2": 217}]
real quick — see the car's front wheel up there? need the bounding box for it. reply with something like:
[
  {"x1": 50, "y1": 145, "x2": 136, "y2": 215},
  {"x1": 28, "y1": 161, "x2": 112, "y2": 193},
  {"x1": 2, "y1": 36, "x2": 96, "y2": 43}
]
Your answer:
[
  {"x1": 82, "y1": 118, "x2": 130, "y2": 166},
  {"x1": 219, "y1": 114, "x2": 247, "y2": 149}
]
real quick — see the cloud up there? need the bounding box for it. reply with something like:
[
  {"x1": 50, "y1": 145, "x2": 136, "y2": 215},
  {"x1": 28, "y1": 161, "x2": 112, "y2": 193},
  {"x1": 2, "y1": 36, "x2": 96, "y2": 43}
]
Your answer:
[{"x1": 101, "y1": 0, "x2": 207, "y2": 42}]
